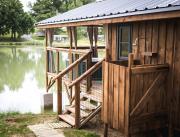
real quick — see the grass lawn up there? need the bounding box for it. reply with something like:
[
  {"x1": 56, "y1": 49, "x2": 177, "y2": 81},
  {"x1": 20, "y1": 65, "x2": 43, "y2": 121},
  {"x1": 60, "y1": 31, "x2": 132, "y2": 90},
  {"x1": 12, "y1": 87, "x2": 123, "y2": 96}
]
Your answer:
[
  {"x1": 64, "y1": 129, "x2": 99, "y2": 137},
  {"x1": 0, "y1": 112, "x2": 100, "y2": 137}
]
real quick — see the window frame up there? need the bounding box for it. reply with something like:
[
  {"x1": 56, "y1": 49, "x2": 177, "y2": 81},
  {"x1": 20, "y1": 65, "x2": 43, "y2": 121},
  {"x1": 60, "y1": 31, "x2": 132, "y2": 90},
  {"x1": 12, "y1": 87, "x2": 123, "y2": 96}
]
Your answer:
[{"x1": 116, "y1": 24, "x2": 132, "y2": 60}]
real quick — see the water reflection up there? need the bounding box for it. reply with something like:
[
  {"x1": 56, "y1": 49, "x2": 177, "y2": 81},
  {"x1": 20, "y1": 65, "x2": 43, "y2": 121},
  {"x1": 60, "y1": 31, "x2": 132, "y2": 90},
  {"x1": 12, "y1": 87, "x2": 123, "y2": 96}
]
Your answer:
[{"x1": 0, "y1": 46, "x2": 46, "y2": 113}]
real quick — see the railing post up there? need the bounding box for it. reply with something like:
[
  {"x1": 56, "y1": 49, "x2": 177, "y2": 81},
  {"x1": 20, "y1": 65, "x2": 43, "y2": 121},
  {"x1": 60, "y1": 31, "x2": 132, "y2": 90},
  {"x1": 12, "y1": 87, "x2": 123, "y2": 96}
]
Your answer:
[
  {"x1": 86, "y1": 52, "x2": 92, "y2": 92},
  {"x1": 57, "y1": 77, "x2": 62, "y2": 115},
  {"x1": 75, "y1": 82, "x2": 80, "y2": 128}
]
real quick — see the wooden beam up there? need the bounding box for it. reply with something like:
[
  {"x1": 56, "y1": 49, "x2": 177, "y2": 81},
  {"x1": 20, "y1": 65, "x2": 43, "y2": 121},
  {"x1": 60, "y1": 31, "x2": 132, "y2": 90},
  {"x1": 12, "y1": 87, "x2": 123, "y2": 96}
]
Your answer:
[
  {"x1": 46, "y1": 46, "x2": 89, "y2": 54},
  {"x1": 37, "y1": 11, "x2": 180, "y2": 29},
  {"x1": 131, "y1": 64, "x2": 169, "y2": 74},
  {"x1": 130, "y1": 72, "x2": 167, "y2": 117},
  {"x1": 55, "y1": 46, "x2": 105, "y2": 49}
]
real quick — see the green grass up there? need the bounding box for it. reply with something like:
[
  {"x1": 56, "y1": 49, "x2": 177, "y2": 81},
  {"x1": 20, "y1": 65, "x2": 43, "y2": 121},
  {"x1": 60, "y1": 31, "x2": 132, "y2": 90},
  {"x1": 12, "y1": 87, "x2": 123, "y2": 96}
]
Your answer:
[
  {"x1": 0, "y1": 112, "x2": 56, "y2": 137},
  {"x1": 63, "y1": 129, "x2": 100, "y2": 137}
]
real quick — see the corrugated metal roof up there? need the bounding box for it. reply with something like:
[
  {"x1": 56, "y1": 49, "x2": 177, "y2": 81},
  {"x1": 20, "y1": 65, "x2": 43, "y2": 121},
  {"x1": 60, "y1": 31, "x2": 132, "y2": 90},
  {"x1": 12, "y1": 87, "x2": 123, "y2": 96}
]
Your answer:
[{"x1": 37, "y1": 0, "x2": 180, "y2": 26}]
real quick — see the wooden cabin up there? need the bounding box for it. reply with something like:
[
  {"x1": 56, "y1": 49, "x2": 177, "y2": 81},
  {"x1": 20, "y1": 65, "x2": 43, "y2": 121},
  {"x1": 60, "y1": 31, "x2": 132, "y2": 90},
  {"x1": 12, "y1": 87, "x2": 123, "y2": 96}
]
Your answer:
[{"x1": 36, "y1": 0, "x2": 180, "y2": 136}]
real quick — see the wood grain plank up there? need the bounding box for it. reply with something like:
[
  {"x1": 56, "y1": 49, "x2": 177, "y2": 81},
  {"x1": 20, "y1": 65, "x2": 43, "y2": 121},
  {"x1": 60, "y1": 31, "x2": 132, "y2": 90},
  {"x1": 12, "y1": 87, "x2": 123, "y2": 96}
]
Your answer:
[
  {"x1": 151, "y1": 21, "x2": 159, "y2": 65},
  {"x1": 113, "y1": 64, "x2": 119, "y2": 129},
  {"x1": 158, "y1": 21, "x2": 167, "y2": 64},
  {"x1": 119, "y1": 66, "x2": 125, "y2": 132}
]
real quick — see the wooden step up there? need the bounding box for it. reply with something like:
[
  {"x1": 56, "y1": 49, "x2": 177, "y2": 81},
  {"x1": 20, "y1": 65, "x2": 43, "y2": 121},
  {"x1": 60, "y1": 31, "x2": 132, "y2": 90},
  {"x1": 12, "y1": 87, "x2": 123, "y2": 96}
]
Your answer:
[
  {"x1": 81, "y1": 92, "x2": 102, "y2": 102},
  {"x1": 80, "y1": 101, "x2": 97, "y2": 110},
  {"x1": 66, "y1": 107, "x2": 89, "y2": 118},
  {"x1": 59, "y1": 114, "x2": 75, "y2": 126}
]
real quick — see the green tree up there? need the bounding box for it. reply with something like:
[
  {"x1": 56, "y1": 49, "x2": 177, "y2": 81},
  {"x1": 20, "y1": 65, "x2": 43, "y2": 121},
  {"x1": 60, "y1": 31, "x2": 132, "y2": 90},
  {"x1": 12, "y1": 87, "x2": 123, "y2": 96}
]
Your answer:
[
  {"x1": 30, "y1": 0, "x2": 95, "y2": 22},
  {"x1": 0, "y1": 0, "x2": 34, "y2": 40}
]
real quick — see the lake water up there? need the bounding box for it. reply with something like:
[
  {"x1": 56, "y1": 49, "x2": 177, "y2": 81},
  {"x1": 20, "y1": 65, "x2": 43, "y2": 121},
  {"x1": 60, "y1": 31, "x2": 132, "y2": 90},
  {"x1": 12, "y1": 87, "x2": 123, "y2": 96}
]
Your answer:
[{"x1": 0, "y1": 45, "x2": 68, "y2": 114}]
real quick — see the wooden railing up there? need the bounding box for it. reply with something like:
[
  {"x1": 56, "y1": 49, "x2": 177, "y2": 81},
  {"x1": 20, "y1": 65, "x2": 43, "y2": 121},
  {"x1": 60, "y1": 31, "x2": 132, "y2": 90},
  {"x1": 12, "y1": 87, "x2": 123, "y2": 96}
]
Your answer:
[
  {"x1": 47, "y1": 50, "x2": 92, "y2": 90},
  {"x1": 46, "y1": 47, "x2": 92, "y2": 115},
  {"x1": 67, "y1": 58, "x2": 105, "y2": 128}
]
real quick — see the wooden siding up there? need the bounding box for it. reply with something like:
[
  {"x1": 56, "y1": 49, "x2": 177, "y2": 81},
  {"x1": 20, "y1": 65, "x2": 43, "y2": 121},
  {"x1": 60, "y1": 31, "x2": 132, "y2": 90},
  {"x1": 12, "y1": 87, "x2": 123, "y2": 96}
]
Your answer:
[
  {"x1": 103, "y1": 18, "x2": 180, "y2": 136},
  {"x1": 105, "y1": 18, "x2": 180, "y2": 132},
  {"x1": 131, "y1": 19, "x2": 180, "y2": 131},
  {"x1": 102, "y1": 61, "x2": 127, "y2": 133}
]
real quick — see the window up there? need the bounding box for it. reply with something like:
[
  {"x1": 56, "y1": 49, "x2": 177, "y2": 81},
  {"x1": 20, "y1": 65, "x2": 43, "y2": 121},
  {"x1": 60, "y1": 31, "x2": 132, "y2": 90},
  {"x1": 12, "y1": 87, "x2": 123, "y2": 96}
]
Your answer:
[{"x1": 117, "y1": 25, "x2": 131, "y2": 59}]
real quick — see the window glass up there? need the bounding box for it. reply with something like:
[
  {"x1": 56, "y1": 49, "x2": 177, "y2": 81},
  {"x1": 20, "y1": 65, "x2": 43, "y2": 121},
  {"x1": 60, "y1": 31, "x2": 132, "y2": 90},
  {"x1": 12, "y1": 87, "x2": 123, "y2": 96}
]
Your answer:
[{"x1": 117, "y1": 25, "x2": 131, "y2": 59}]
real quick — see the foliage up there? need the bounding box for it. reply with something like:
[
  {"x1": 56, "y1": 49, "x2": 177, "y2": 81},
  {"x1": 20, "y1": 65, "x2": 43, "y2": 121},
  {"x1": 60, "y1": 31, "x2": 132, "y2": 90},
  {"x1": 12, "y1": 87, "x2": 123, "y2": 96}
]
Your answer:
[
  {"x1": 30, "y1": 0, "x2": 95, "y2": 22},
  {"x1": 0, "y1": 0, "x2": 35, "y2": 41}
]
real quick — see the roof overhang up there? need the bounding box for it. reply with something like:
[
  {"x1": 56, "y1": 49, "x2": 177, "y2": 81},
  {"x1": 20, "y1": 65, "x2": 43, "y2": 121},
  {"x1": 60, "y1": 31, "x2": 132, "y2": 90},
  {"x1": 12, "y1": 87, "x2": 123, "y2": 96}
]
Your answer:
[{"x1": 36, "y1": 10, "x2": 180, "y2": 29}]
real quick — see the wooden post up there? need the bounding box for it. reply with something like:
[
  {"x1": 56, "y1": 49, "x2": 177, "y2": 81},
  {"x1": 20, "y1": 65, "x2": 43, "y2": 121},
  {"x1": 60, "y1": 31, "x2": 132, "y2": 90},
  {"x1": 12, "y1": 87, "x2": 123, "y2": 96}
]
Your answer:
[
  {"x1": 56, "y1": 50, "x2": 62, "y2": 114},
  {"x1": 72, "y1": 26, "x2": 79, "y2": 79},
  {"x1": 57, "y1": 76, "x2": 62, "y2": 115},
  {"x1": 104, "y1": 123, "x2": 108, "y2": 137},
  {"x1": 94, "y1": 26, "x2": 98, "y2": 57},
  {"x1": 86, "y1": 52, "x2": 92, "y2": 92},
  {"x1": 45, "y1": 29, "x2": 49, "y2": 92},
  {"x1": 125, "y1": 53, "x2": 134, "y2": 137},
  {"x1": 67, "y1": 27, "x2": 73, "y2": 98},
  {"x1": 104, "y1": 24, "x2": 111, "y2": 62},
  {"x1": 75, "y1": 83, "x2": 80, "y2": 128},
  {"x1": 87, "y1": 26, "x2": 94, "y2": 51}
]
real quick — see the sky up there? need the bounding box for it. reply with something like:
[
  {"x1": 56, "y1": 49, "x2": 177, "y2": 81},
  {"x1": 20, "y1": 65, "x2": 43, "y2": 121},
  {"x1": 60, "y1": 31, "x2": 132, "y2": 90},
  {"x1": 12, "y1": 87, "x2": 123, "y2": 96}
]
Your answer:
[{"x1": 20, "y1": 0, "x2": 36, "y2": 12}]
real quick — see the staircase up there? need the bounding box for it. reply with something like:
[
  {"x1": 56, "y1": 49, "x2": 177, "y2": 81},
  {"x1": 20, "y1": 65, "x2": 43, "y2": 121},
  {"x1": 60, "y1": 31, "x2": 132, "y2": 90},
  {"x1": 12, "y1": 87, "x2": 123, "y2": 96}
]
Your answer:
[
  {"x1": 59, "y1": 81, "x2": 102, "y2": 128},
  {"x1": 47, "y1": 50, "x2": 104, "y2": 128}
]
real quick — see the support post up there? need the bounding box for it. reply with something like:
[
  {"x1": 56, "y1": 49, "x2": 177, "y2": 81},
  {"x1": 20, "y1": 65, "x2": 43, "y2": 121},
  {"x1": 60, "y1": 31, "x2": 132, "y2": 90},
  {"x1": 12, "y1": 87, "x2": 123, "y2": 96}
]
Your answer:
[
  {"x1": 75, "y1": 83, "x2": 80, "y2": 128},
  {"x1": 94, "y1": 27, "x2": 98, "y2": 57},
  {"x1": 57, "y1": 77, "x2": 62, "y2": 115},
  {"x1": 67, "y1": 27, "x2": 73, "y2": 98},
  {"x1": 45, "y1": 29, "x2": 49, "y2": 92},
  {"x1": 125, "y1": 53, "x2": 134, "y2": 137},
  {"x1": 104, "y1": 123, "x2": 108, "y2": 137},
  {"x1": 86, "y1": 52, "x2": 92, "y2": 92},
  {"x1": 104, "y1": 24, "x2": 111, "y2": 61}
]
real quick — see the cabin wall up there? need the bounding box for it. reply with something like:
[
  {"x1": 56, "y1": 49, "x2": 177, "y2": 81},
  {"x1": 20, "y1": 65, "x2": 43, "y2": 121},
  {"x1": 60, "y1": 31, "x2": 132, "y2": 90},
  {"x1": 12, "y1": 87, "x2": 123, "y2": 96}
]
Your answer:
[
  {"x1": 105, "y1": 18, "x2": 180, "y2": 132},
  {"x1": 131, "y1": 19, "x2": 180, "y2": 131}
]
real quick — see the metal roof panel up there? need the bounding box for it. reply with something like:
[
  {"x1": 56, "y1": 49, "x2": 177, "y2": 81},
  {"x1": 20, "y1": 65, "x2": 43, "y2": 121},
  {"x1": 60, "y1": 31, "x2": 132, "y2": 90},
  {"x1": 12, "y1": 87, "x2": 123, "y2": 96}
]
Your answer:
[{"x1": 37, "y1": 0, "x2": 180, "y2": 26}]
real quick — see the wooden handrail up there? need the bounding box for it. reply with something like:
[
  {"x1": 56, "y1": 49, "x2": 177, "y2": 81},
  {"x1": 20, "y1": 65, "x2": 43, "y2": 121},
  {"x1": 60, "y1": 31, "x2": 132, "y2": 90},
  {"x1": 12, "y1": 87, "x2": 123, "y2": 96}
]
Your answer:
[
  {"x1": 46, "y1": 46, "x2": 90, "y2": 54},
  {"x1": 47, "y1": 51, "x2": 92, "y2": 89},
  {"x1": 68, "y1": 58, "x2": 105, "y2": 88},
  {"x1": 55, "y1": 46, "x2": 106, "y2": 49}
]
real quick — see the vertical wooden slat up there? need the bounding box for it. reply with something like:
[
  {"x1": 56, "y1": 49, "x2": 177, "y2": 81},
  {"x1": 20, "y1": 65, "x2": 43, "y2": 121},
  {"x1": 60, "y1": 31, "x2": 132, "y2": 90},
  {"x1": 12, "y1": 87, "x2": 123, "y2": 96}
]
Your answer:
[
  {"x1": 111, "y1": 24, "x2": 117, "y2": 61},
  {"x1": 139, "y1": 22, "x2": 146, "y2": 64},
  {"x1": 103, "y1": 62, "x2": 109, "y2": 123},
  {"x1": 101, "y1": 61, "x2": 105, "y2": 121},
  {"x1": 113, "y1": 64, "x2": 119, "y2": 129},
  {"x1": 145, "y1": 21, "x2": 153, "y2": 64},
  {"x1": 75, "y1": 82, "x2": 80, "y2": 128},
  {"x1": 132, "y1": 23, "x2": 139, "y2": 59},
  {"x1": 108, "y1": 63, "x2": 114, "y2": 126},
  {"x1": 119, "y1": 66, "x2": 125, "y2": 132},
  {"x1": 151, "y1": 21, "x2": 159, "y2": 65},
  {"x1": 158, "y1": 21, "x2": 167, "y2": 64}
]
